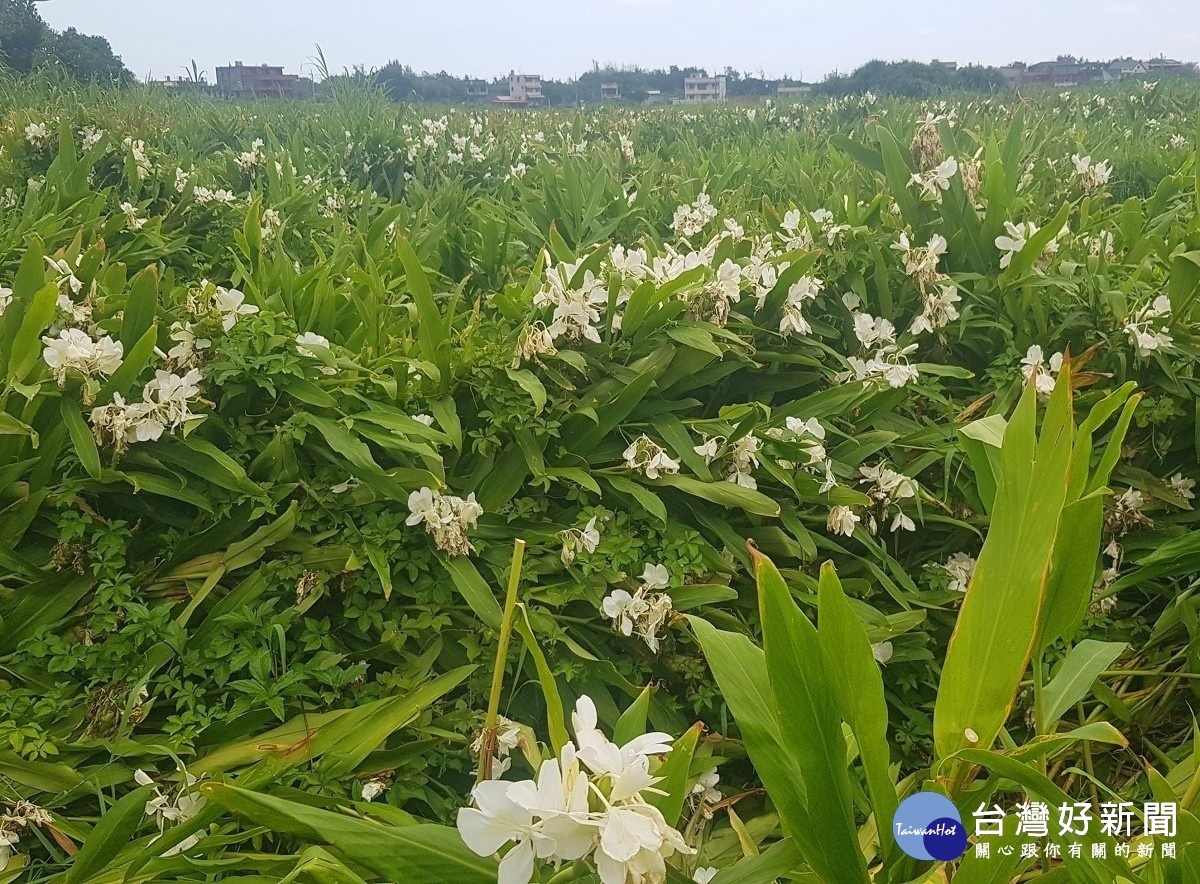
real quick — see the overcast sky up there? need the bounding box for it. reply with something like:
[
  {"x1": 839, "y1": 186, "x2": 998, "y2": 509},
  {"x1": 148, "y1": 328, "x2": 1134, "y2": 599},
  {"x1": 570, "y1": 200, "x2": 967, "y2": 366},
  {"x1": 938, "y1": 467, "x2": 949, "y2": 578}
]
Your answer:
[{"x1": 39, "y1": 0, "x2": 1200, "y2": 83}]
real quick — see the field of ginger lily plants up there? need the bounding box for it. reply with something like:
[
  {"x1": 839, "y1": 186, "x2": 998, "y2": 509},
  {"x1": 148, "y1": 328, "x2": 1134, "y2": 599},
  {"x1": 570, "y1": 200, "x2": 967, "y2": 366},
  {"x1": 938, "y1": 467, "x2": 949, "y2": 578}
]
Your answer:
[{"x1": 0, "y1": 75, "x2": 1198, "y2": 883}]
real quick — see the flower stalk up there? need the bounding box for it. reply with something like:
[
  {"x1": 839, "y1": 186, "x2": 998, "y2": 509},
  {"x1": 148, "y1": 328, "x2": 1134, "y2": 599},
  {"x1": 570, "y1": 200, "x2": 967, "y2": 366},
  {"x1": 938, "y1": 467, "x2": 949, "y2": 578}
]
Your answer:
[{"x1": 478, "y1": 538, "x2": 527, "y2": 784}]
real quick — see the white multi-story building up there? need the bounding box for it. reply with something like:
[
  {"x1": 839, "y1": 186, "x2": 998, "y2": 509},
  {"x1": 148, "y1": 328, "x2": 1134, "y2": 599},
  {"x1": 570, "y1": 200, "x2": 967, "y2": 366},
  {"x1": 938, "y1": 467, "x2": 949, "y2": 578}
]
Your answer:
[
  {"x1": 683, "y1": 75, "x2": 727, "y2": 103},
  {"x1": 508, "y1": 73, "x2": 545, "y2": 105}
]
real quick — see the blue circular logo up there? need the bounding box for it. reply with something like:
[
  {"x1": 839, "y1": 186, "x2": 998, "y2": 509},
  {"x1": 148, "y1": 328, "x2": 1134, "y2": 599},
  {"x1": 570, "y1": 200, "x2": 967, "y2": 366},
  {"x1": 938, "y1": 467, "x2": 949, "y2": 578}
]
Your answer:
[{"x1": 893, "y1": 793, "x2": 967, "y2": 861}]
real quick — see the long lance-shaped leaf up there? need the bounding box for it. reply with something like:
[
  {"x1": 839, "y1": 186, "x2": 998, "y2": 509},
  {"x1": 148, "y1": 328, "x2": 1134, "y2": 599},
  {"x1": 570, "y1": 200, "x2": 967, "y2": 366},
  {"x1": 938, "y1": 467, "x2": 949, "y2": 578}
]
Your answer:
[
  {"x1": 934, "y1": 364, "x2": 1075, "y2": 762},
  {"x1": 202, "y1": 785, "x2": 497, "y2": 883},
  {"x1": 514, "y1": 605, "x2": 570, "y2": 754},
  {"x1": 686, "y1": 616, "x2": 821, "y2": 877},
  {"x1": 396, "y1": 234, "x2": 450, "y2": 391},
  {"x1": 816, "y1": 561, "x2": 899, "y2": 867},
  {"x1": 750, "y1": 544, "x2": 870, "y2": 882},
  {"x1": 710, "y1": 838, "x2": 803, "y2": 884},
  {"x1": 945, "y1": 749, "x2": 1135, "y2": 880},
  {"x1": 643, "y1": 722, "x2": 702, "y2": 826},
  {"x1": 1037, "y1": 385, "x2": 1139, "y2": 653},
  {"x1": 64, "y1": 785, "x2": 155, "y2": 884},
  {"x1": 1040, "y1": 640, "x2": 1127, "y2": 728},
  {"x1": 124, "y1": 674, "x2": 473, "y2": 875}
]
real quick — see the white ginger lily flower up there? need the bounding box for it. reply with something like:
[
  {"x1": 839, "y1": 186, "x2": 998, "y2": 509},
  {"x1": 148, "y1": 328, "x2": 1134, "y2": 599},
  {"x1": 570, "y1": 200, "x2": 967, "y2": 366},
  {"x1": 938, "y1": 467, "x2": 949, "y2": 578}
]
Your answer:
[
  {"x1": 572, "y1": 697, "x2": 673, "y2": 800},
  {"x1": 639, "y1": 564, "x2": 670, "y2": 591},
  {"x1": 827, "y1": 505, "x2": 860, "y2": 537},
  {"x1": 212, "y1": 286, "x2": 259, "y2": 331}
]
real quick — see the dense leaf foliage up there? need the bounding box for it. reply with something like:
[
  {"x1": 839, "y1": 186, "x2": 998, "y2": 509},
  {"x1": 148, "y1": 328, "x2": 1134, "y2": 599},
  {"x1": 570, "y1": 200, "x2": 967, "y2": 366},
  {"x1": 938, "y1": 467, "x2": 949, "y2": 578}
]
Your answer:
[{"x1": 0, "y1": 79, "x2": 1197, "y2": 880}]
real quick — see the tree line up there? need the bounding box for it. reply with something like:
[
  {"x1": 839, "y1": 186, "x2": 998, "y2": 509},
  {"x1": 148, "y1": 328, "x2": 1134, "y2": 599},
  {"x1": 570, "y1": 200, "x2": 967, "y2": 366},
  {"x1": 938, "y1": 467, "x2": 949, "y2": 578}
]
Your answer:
[
  {"x1": 345, "y1": 59, "x2": 1014, "y2": 104},
  {"x1": 0, "y1": 0, "x2": 132, "y2": 85}
]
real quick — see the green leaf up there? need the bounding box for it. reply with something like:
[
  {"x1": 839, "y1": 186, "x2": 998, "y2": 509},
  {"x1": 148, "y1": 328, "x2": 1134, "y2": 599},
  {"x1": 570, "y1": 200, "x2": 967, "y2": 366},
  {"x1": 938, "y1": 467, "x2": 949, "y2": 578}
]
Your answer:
[
  {"x1": 1006, "y1": 722, "x2": 1128, "y2": 763},
  {"x1": 875, "y1": 125, "x2": 919, "y2": 227},
  {"x1": 613, "y1": 685, "x2": 653, "y2": 747},
  {"x1": 202, "y1": 785, "x2": 497, "y2": 883},
  {"x1": 157, "y1": 435, "x2": 263, "y2": 496},
  {"x1": 669, "y1": 584, "x2": 738, "y2": 611},
  {"x1": 832, "y1": 134, "x2": 885, "y2": 173},
  {"x1": 0, "y1": 240, "x2": 46, "y2": 379},
  {"x1": 1040, "y1": 640, "x2": 1127, "y2": 727},
  {"x1": 66, "y1": 785, "x2": 156, "y2": 883},
  {"x1": 0, "y1": 413, "x2": 38, "y2": 445},
  {"x1": 935, "y1": 367, "x2": 1075, "y2": 760},
  {"x1": 958, "y1": 414, "x2": 1006, "y2": 514},
  {"x1": 710, "y1": 838, "x2": 804, "y2": 884},
  {"x1": 644, "y1": 722, "x2": 702, "y2": 827},
  {"x1": 505, "y1": 367, "x2": 547, "y2": 414},
  {"x1": 61, "y1": 397, "x2": 101, "y2": 479},
  {"x1": 545, "y1": 467, "x2": 601, "y2": 494},
  {"x1": 120, "y1": 265, "x2": 159, "y2": 348},
  {"x1": 687, "y1": 617, "x2": 814, "y2": 869},
  {"x1": 816, "y1": 561, "x2": 898, "y2": 865},
  {"x1": 1035, "y1": 493, "x2": 1104, "y2": 653},
  {"x1": 281, "y1": 375, "x2": 339, "y2": 409},
  {"x1": 7, "y1": 281, "x2": 59, "y2": 384},
  {"x1": 364, "y1": 542, "x2": 393, "y2": 601},
  {"x1": 120, "y1": 469, "x2": 214, "y2": 510},
  {"x1": 1001, "y1": 202, "x2": 1070, "y2": 283},
  {"x1": 0, "y1": 752, "x2": 85, "y2": 792},
  {"x1": 950, "y1": 814, "x2": 1035, "y2": 883},
  {"x1": 0, "y1": 574, "x2": 92, "y2": 655},
  {"x1": 1085, "y1": 394, "x2": 1141, "y2": 496},
  {"x1": 429, "y1": 396, "x2": 464, "y2": 450},
  {"x1": 514, "y1": 605, "x2": 571, "y2": 754},
  {"x1": 443, "y1": 556, "x2": 503, "y2": 629},
  {"x1": 622, "y1": 272, "x2": 706, "y2": 336},
  {"x1": 197, "y1": 667, "x2": 473, "y2": 776},
  {"x1": 652, "y1": 474, "x2": 780, "y2": 517},
  {"x1": 397, "y1": 235, "x2": 450, "y2": 391},
  {"x1": 751, "y1": 547, "x2": 868, "y2": 881},
  {"x1": 1168, "y1": 249, "x2": 1200, "y2": 319},
  {"x1": 97, "y1": 323, "x2": 159, "y2": 405},
  {"x1": 602, "y1": 474, "x2": 667, "y2": 525},
  {"x1": 316, "y1": 666, "x2": 476, "y2": 778},
  {"x1": 548, "y1": 223, "x2": 575, "y2": 263},
  {"x1": 666, "y1": 324, "x2": 723, "y2": 357}
]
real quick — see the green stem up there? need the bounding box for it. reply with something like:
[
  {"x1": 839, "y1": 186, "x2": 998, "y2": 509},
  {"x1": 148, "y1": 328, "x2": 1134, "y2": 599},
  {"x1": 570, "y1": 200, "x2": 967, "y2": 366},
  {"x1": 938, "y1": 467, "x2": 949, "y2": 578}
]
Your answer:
[
  {"x1": 1076, "y1": 701, "x2": 1101, "y2": 808},
  {"x1": 547, "y1": 862, "x2": 596, "y2": 883},
  {"x1": 1032, "y1": 653, "x2": 1047, "y2": 738},
  {"x1": 1180, "y1": 751, "x2": 1200, "y2": 814},
  {"x1": 477, "y1": 539, "x2": 526, "y2": 784},
  {"x1": 1018, "y1": 669, "x2": 1200, "y2": 685}
]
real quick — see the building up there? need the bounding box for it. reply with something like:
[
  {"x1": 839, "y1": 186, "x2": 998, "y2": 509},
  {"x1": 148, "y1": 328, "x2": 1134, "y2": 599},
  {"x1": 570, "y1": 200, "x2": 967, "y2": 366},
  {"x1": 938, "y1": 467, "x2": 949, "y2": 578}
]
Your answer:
[
  {"x1": 643, "y1": 89, "x2": 668, "y2": 105},
  {"x1": 1146, "y1": 57, "x2": 1185, "y2": 74},
  {"x1": 148, "y1": 75, "x2": 210, "y2": 94},
  {"x1": 500, "y1": 73, "x2": 545, "y2": 106},
  {"x1": 215, "y1": 63, "x2": 313, "y2": 99},
  {"x1": 1000, "y1": 57, "x2": 1102, "y2": 87},
  {"x1": 1029, "y1": 58, "x2": 1097, "y2": 86},
  {"x1": 1101, "y1": 59, "x2": 1147, "y2": 82},
  {"x1": 776, "y1": 83, "x2": 812, "y2": 97},
  {"x1": 600, "y1": 82, "x2": 620, "y2": 100},
  {"x1": 683, "y1": 75, "x2": 727, "y2": 102},
  {"x1": 1002, "y1": 56, "x2": 1192, "y2": 88},
  {"x1": 465, "y1": 81, "x2": 490, "y2": 103}
]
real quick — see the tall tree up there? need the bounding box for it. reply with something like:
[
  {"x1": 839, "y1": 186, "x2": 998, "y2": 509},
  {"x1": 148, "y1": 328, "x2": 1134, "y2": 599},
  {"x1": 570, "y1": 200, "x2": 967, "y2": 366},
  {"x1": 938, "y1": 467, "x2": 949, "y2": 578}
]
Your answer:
[
  {"x1": 0, "y1": 0, "x2": 45, "y2": 73},
  {"x1": 38, "y1": 27, "x2": 132, "y2": 85}
]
